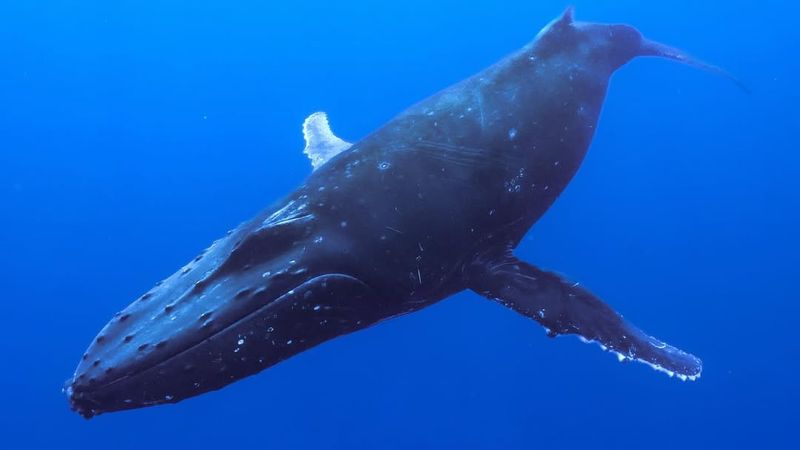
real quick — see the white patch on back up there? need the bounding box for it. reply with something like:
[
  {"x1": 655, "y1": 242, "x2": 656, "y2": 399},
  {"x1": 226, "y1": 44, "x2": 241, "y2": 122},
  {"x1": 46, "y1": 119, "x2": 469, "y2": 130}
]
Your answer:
[{"x1": 302, "y1": 112, "x2": 352, "y2": 170}]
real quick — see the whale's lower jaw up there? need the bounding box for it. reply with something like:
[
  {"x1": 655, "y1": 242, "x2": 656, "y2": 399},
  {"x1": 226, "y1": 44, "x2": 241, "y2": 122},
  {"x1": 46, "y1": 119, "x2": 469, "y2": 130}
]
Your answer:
[{"x1": 67, "y1": 274, "x2": 383, "y2": 419}]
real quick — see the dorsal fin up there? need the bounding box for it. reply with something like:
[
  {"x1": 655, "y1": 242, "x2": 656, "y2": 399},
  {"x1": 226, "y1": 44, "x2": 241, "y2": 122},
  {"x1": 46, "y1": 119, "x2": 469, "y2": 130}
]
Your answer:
[{"x1": 302, "y1": 112, "x2": 352, "y2": 170}]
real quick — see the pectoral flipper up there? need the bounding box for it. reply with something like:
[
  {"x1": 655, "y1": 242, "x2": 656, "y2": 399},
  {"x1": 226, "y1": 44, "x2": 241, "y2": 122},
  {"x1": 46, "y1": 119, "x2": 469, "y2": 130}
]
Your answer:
[{"x1": 468, "y1": 251, "x2": 702, "y2": 380}]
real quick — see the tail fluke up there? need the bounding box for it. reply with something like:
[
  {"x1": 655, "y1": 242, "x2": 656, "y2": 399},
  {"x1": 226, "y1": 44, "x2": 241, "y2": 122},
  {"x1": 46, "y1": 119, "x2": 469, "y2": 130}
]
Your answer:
[{"x1": 639, "y1": 38, "x2": 750, "y2": 93}]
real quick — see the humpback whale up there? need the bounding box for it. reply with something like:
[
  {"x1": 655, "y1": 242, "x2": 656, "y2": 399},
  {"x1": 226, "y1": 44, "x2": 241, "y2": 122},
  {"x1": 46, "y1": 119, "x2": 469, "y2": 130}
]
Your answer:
[{"x1": 67, "y1": 8, "x2": 729, "y2": 418}]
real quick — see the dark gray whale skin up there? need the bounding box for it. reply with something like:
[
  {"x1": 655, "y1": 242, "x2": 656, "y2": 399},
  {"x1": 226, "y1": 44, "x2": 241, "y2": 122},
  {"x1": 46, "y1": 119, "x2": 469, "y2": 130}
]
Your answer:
[{"x1": 67, "y1": 8, "x2": 715, "y2": 418}]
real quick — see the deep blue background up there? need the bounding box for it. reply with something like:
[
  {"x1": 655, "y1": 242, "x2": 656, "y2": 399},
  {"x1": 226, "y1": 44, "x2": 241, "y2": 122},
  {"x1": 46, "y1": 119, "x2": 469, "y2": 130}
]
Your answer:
[{"x1": 1, "y1": 1, "x2": 797, "y2": 448}]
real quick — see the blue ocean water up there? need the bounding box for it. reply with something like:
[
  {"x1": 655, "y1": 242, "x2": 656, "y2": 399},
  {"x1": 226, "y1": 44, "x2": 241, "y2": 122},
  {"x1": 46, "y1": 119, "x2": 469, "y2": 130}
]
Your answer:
[{"x1": 1, "y1": 0, "x2": 797, "y2": 448}]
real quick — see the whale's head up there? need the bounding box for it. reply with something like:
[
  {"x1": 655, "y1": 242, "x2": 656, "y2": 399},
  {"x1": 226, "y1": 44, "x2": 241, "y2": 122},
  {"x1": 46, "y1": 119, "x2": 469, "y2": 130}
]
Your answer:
[{"x1": 65, "y1": 201, "x2": 330, "y2": 418}]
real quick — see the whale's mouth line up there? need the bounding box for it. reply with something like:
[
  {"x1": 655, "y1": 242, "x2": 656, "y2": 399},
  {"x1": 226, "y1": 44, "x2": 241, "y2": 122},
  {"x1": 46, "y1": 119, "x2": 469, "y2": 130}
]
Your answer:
[
  {"x1": 71, "y1": 274, "x2": 362, "y2": 399},
  {"x1": 78, "y1": 293, "x2": 292, "y2": 393}
]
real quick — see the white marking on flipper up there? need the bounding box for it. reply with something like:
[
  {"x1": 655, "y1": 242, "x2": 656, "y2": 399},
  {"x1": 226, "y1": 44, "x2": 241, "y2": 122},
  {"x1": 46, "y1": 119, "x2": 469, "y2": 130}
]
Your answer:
[
  {"x1": 576, "y1": 336, "x2": 701, "y2": 382},
  {"x1": 302, "y1": 112, "x2": 352, "y2": 170}
]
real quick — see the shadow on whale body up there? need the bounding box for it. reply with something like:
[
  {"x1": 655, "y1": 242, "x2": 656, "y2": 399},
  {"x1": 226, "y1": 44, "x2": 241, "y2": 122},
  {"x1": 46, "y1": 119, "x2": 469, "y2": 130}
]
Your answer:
[{"x1": 67, "y1": 8, "x2": 735, "y2": 419}]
